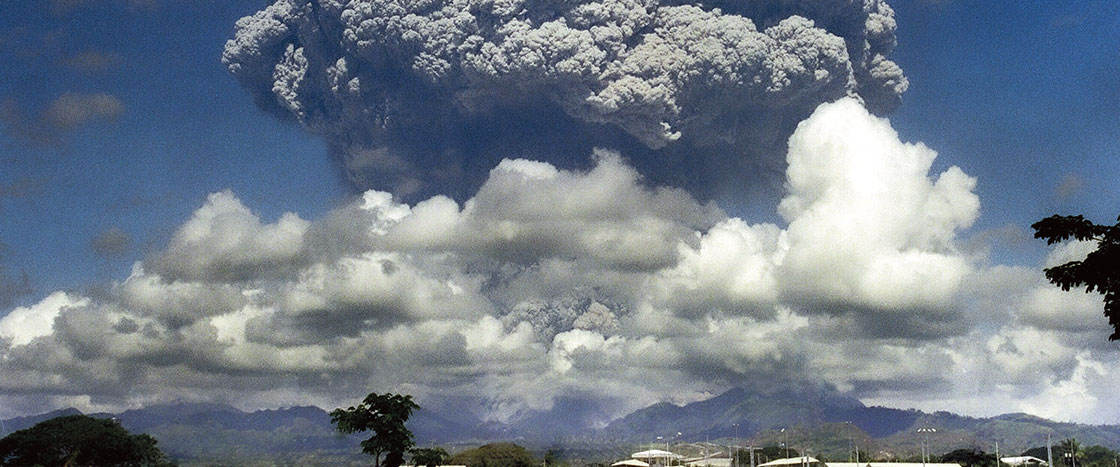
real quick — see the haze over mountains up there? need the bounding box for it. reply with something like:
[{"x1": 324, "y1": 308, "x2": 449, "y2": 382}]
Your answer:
[{"x1": 3, "y1": 386, "x2": 1119, "y2": 464}]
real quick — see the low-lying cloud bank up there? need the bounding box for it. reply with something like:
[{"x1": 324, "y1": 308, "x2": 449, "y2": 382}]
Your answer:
[{"x1": 1, "y1": 99, "x2": 1113, "y2": 425}]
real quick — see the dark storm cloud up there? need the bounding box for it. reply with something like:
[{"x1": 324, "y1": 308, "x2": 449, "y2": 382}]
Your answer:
[
  {"x1": 0, "y1": 93, "x2": 124, "y2": 147},
  {"x1": 89, "y1": 226, "x2": 132, "y2": 258},
  {"x1": 61, "y1": 50, "x2": 123, "y2": 73},
  {"x1": 0, "y1": 267, "x2": 32, "y2": 310},
  {"x1": 49, "y1": 0, "x2": 157, "y2": 15},
  {"x1": 0, "y1": 177, "x2": 47, "y2": 213},
  {"x1": 0, "y1": 243, "x2": 31, "y2": 309}
]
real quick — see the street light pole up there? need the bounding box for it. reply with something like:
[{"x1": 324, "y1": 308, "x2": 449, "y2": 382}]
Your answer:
[
  {"x1": 782, "y1": 429, "x2": 789, "y2": 459},
  {"x1": 733, "y1": 423, "x2": 741, "y2": 467},
  {"x1": 846, "y1": 422, "x2": 854, "y2": 463},
  {"x1": 917, "y1": 428, "x2": 936, "y2": 467},
  {"x1": 1048, "y1": 434, "x2": 1053, "y2": 467},
  {"x1": 658, "y1": 436, "x2": 664, "y2": 467}
]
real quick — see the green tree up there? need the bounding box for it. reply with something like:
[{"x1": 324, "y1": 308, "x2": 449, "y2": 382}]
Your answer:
[
  {"x1": 1079, "y1": 445, "x2": 1117, "y2": 467},
  {"x1": 0, "y1": 414, "x2": 174, "y2": 466},
  {"x1": 1031, "y1": 214, "x2": 1120, "y2": 339},
  {"x1": 544, "y1": 449, "x2": 567, "y2": 467},
  {"x1": 941, "y1": 448, "x2": 995, "y2": 467},
  {"x1": 331, "y1": 392, "x2": 420, "y2": 467},
  {"x1": 448, "y1": 443, "x2": 536, "y2": 467},
  {"x1": 1021, "y1": 446, "x2": 1051, "y2": 461},
  {"x1": 753, "y1": 446, "x2": 800, "y2": 464},
  {"x1": 412, "y1": 447, "x2": 450, "y2": 467},
  {"x1": 1059, "y1": 438, "x2": 1084, "y2": 467}
]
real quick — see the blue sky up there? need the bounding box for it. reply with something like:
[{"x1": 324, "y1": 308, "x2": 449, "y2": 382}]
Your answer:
[
  {"x1": 890, "y1": 1, "x2": 1120, "y2": 251},
  {"x1": 1, "y1": 2, "x2": 344, "y2": 300},
  {"x1": 0, "y1": 0, "x2": 1118, "y2": 424},
  {"x1": 2, "y1": 1, "x2": 1115, "y2": 301}
]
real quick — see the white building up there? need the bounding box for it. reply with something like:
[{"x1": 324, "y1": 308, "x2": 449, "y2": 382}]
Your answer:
[
  {"x1": 827, "y1": 463, "x2": 962, "y2": 467},
  {"x1": 1001, "y1": 457, "x2": 1048, "y2": 466},
  {"x1": 759, "y1": 457, "x2": 822, "y2": 467},
  {"x1": 632, "y1": 449, "x2": 687, "y2": 467},
  {"x1": 686, "y1": 457, "x2": 733, "y2": 467}
]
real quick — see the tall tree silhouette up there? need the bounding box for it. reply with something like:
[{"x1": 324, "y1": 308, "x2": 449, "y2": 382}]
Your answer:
[
  {"x1": 331, "y1": 393, "x2": 420, "y2": 467},
  {"x1": 1032, "y1": 214, "x2": 1120, "y2": 339}
]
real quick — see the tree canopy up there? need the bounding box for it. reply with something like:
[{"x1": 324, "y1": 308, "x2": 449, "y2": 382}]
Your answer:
[
  {"x1": 330, "y1": 392, "x2": 420, "y2": 467},
  {"x1": 1077, "y1": 445, "x2": 1117, "y2": 467},
  {"x1": 1059, "y1": 438, "x2": 1084, "y2": 467},
  {"x1": 940, "y1": 448, "x2": 995, "y2": 467},
  {"x1": 1032, "y1": 214, "x2": 1120, "y2": 340},
  {"x1": 0, "y1": 414, "x2": 173, "y2": 466},
  {"x1": 448, "y1": 442, "x2": 536, "y2": 467},
  {"x1": 412, "y1": 447, "x2": 450, "y2": 467},
  {"x1": 732, "y1": 446, "x2": 803, "y2": 465},
  {"x1": 1023, "y1": 441, "x2": 1118, "y2": 467}
]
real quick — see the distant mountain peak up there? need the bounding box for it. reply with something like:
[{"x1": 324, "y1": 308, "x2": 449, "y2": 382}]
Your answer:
[
  {"x1": 134, "y1": 400, "x2": 242, "y2": 413},
  {"x1": 993, "y1": 413, "x2": 1050, "y2": 423},
  {"x1": 604, "y1": 385, "x2": 893, "y2": 440}
]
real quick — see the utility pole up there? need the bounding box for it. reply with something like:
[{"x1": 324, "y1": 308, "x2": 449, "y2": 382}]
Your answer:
[
  {"x1": 1048, "y1": 434, "x2": 1054, "y2": 467},
  {"x1": 846, "y1": 421, "x2": 860, "y2": 463},
  {"x1": 847, "y1": 422, "x2": 854, "y2": 463}
]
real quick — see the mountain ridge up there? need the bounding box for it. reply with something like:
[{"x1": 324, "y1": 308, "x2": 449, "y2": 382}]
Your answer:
[{"x1": 3, "y1": 387, "x2": 1119, "y2": 464}]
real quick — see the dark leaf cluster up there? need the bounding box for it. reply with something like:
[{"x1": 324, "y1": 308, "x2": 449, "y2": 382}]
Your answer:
[
  {"x1": 448, "y1": 442, "x2": 537, "y2": 467},
  {"x1": 412, "y1": 447, "x2": 450, "y2": 467},
  {"x1": 940, "y1": 448, "x2": 995, "y2": 467},
  {"x1": 331, "y1": 392, "x2": 420, "y2": 467},
  {"x1": 751, "y1": 445, "x2": 800, "y2": 464},
  {"x1": 0, "y1": 414, "x2": 174, "y2": 466},
  {"x1": 1032, "y1": 215, "x2": 1120, "y2": 340}
]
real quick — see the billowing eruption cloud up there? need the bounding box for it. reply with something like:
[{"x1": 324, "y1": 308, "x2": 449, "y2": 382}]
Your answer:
[
  {"x1": 5, "y1": 0, "x2": 1116, "y2": 428},
  {"x1": 223, "y1": 0, "x2": 907, "y2": 199}
]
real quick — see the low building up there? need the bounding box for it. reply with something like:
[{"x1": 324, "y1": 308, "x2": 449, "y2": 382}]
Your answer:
[
  {"x1": 827, "y1": 463, "x2": 962, "y2": 467},
  {"x1": 1001, "y1": 457, "x2": 1048, "y2": 467},
  {"x1": 629, "y1": 449, "x2": 686, "y2": 467},
  {"x1": 686, "y1": 457, "x2": 733, "y2": 467},
  {"x1": 759, "y1": 457, "x2": 822, "y2": 467}
]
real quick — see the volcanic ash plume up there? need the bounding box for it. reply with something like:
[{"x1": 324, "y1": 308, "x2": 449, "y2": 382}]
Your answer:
[{"x1": 223, "y1": 0, "x2": 908, "y2": 197}]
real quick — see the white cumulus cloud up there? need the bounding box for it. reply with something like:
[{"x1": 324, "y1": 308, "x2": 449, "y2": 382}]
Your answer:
[
  {"x1": 0, "y1": 292, "x2": 89, "y2": 347},
  {"x1": 1, "y1": 98, "x2": 1113, "y2": 427}
]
